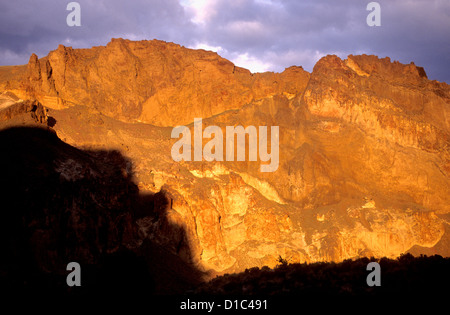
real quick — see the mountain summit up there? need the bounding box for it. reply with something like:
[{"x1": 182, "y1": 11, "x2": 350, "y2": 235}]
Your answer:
[{"x1": 0, "y1": 38, "x2": 449, "y2": 278}]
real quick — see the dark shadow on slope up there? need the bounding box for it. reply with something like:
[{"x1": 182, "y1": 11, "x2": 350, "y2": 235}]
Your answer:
[
  {"x1": 0, "y1": 126, "x2": 204, "y2": 298},
  {"x1": 133, "y1": 189, "x2": 206, "y2": 294}
]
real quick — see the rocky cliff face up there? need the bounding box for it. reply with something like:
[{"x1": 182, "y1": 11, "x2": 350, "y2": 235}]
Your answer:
[
  {"x1": 3, "y1": 38, "x2": 309, "y2": 126},
  {"x1": 0, "y1": 39, "x2": 448, "y2": 279}
]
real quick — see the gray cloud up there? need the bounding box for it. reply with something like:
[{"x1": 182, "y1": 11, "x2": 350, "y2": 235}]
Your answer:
[
  {"x1": 194, "y1": 0, "x2": 449, "y2": 82},
  {"x1": 0, "y1": 0, "x2": 448, "y2": 82},
  {"x1": 0, "y1": 0, "x2": 197, "y2": 64}
]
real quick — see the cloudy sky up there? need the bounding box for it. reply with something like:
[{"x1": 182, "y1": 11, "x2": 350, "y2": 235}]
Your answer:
[{"x1": 0, "y1": 0, "x2": 449, "y2": 82}]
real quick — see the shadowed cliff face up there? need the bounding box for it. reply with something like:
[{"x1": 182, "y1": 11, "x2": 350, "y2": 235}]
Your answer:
[
  {"x1": 0, "y1": 38, "x2": 449, "y2": 276},
  {"x1": 0, "y1": 126, "x2": 204, "y2": 295}
]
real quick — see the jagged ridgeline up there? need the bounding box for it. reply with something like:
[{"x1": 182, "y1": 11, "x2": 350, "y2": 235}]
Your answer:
[{"x1": 0, "y1": 39, "x2": 449, "y2": 292}]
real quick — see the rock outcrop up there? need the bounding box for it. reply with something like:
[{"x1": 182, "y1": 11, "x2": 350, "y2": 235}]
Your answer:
[
  {"x1": 3, "y1": 38, "x2": 309, "y2": 126},
  {"x1": 0, "y1": 39, "x2": 449, "y2": 279},
  {"x1": 0, "y1": 95, "x2": 47, "y2": 124}
]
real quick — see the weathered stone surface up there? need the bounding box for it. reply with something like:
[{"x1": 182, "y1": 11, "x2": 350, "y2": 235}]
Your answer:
[
  {"x1": 4, "y1": 38, "x2": 309, "y2": 126},
  {"x1": 0, "y1": 40, "x2": 449, "y2": 277},
  {"x1": 0, "y1": 97, "x2": 48, "y2": 124}
]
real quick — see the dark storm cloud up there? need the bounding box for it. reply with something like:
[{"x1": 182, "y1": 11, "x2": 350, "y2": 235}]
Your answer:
[
  {"x1": 0, "y1": 0, "x2": 196, "y2": 65},
  {"x1": 0, "y1": 0, "x2": 448, "y2": 82},
  {"x1": 193, "y1": 0, "x2": 449, "y2": 82}
]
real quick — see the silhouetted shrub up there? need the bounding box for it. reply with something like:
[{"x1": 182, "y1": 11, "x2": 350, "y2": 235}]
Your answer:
[{"x1": 194, "y1": 255, "x2": 450, "y2": 297}]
